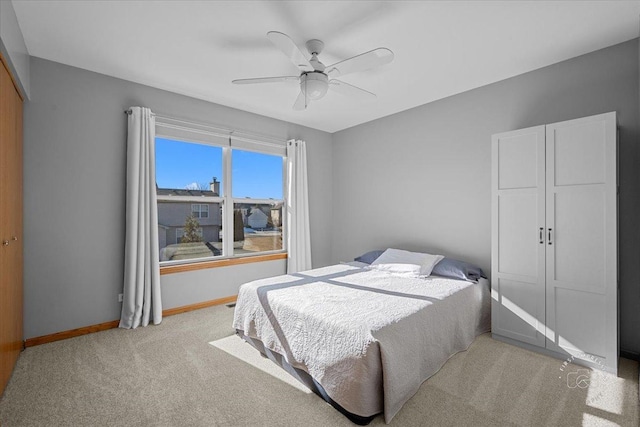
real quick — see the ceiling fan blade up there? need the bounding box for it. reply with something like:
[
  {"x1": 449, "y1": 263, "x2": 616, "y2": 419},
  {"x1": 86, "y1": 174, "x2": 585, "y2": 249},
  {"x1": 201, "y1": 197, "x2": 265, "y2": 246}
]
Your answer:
[
  {"x1": 267, "y1": 31, "x2": 313, "y2": 71},
  {"x1": 232, "y1": 76, "x2": 299, "y2": 85},
  {"x1": 326, "y1": 48, "x2": 394, "y2": 78},
  {"x1": 329, "y1": 79, "x2": 376, "y2": 100},
  {"x1": 293, "y1": 91, "x2": 310, "y2": 110}
]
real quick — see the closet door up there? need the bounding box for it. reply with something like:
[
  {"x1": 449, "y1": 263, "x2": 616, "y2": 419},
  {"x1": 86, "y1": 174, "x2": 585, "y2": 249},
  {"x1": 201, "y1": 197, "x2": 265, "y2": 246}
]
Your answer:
[
  {"x1": 491, "y1": 126, "x2": 546, "y2": 347},
  {"x1": 545, "y1": 112, "x2": 617, "y2": 374},
  {"x1": 0, "y1": 56, "x2": 23, "y2": 396}
]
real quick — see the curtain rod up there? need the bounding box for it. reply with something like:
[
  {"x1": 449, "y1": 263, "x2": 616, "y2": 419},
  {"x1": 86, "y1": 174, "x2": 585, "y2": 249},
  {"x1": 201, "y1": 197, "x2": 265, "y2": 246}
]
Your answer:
[{"x1": 124, "y1": 109, "x2": 286, "y2": 148}]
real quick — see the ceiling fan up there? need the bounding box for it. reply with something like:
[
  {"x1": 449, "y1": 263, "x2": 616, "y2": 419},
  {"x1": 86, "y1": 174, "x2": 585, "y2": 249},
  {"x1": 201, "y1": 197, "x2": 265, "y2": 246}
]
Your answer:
[{"x1": 232, "y1": 31, "x2": 394, "y2": 110}]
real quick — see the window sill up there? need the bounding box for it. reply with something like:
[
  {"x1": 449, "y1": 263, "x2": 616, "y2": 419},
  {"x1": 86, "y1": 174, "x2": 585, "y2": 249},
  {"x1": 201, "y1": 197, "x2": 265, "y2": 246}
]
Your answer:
[{"x1": 159, "y1": 252, "x2": 287, "y2": 275}]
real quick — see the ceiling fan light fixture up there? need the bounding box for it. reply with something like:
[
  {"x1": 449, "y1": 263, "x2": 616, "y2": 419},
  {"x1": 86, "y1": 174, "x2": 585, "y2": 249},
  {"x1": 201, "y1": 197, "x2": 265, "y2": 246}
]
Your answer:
[
  {"x1": 232, "y1": 32, "x2": 394, "y2": 110},
  {"x1": 301, "y1": 72, "x2": 328, "y2": 100}
]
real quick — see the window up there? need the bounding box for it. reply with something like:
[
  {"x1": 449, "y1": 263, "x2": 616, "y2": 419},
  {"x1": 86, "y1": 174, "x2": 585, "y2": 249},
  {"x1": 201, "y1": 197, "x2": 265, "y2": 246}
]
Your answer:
[
  {"x1": 191, "y1": 204, "x2": 209, "y2": 218},
  {"x1": 232, "y1": 150, "x2": 284, "y2": 256},
  {"x1": 155, "y1": 134, "x2": 285, "y2": 265},
  {"x1": 156, "y1": 138, "x2": 223, "y2": 263}
]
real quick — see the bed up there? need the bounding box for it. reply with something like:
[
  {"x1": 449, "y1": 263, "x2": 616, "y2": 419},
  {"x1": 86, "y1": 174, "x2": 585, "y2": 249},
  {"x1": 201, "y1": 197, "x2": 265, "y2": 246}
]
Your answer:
[{"x1": 233, "y1": 255, "x2": 490, "y2": 424}]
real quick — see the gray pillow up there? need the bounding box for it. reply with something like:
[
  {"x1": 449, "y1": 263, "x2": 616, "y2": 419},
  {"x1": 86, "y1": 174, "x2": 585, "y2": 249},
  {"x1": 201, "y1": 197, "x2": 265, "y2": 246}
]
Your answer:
[
  {"x1": 354, "y1": 250, "x2": 385, "y2": 264},
  {"x1": 431, "y1": 258, "x2": 485, "y2": 282}
]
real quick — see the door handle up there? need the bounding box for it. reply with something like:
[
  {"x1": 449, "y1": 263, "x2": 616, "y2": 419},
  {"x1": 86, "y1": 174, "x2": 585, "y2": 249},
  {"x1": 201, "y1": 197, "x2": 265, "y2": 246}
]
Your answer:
[
  {"x1": 548, "y1": 228, "x2": 553, "y2": 245},
  {"x1": 2, "y1": 240, "x2": 8, "y2": 246},
  {"x1": 539, "y1": 227, "x2": 544, "y2": 244}
]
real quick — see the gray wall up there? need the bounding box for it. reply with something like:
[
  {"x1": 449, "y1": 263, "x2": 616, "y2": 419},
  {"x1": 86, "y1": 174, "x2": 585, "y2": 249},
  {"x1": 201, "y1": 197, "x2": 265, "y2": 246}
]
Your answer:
[
  {"x1": 23, "y1": 57, "x2": 333, "y2": 339},
  {"x1": 0, "y1": 0, "x2": 29, "y2": 98},
  {"x1": 23, "y1": 40, "x2": 640, "y2": 355},
  {"x1": 332, "y1": 39, "x2": 640, "y2": 355}
]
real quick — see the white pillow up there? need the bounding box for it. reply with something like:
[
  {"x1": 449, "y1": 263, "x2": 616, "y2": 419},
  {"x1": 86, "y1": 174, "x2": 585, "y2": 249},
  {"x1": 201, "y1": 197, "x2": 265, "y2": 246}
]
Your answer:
[
  {"x1": 369, "y1": 262, "x2": 424, "y2": 277},
  {"x1": 370, "y1": 248, "x2": 444, "y2": 277}
]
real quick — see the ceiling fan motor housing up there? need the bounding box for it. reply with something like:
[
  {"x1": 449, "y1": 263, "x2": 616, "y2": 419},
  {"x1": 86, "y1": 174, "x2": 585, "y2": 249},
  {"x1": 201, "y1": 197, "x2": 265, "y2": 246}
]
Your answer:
[{"x1": 301, "y1": 72, "x2": 329, "y2": 100}]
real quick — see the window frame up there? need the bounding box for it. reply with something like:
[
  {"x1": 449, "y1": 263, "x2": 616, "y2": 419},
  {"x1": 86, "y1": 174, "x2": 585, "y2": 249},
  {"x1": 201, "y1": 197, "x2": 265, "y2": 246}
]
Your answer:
[{"x1": 155, "y1": 126, "x2": 287, "y2": 270}]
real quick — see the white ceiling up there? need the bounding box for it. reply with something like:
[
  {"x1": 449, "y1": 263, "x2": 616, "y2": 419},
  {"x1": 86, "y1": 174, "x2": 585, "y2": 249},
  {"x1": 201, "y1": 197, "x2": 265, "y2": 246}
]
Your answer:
[{"x1": 11, "y1": 0, "x2": 640, "y2": 133}]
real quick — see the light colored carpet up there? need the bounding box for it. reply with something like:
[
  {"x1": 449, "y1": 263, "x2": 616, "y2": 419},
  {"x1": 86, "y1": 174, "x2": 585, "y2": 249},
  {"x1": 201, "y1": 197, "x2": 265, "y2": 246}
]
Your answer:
[{"x1": 0, "y1": 304, "x2": 638, "y2": 426}]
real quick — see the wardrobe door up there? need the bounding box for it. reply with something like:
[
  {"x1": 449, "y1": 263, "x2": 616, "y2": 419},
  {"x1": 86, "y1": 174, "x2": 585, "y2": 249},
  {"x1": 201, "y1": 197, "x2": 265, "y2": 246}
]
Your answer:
[
  {"x1": 545, "y1": 112, "x2": 617, "y2": 374},
  {"x1": 491, "y1": 126, "x2": 546, "y2": 347}
]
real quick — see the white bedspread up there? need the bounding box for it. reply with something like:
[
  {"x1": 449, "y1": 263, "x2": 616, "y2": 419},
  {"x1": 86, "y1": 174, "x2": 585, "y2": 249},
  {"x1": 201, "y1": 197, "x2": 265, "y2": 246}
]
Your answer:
[{"x1": 233, "y1": 262, "x2": 490, "y2": 423}]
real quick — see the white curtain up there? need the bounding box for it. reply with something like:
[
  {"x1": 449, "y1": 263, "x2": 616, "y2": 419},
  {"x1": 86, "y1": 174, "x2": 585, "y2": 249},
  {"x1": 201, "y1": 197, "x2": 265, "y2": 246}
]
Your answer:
[
  {"x1": 120, "y1": 107, "x2": 162, "y2": 329},
  {"x1": 286, "y1": 139, "x2": 312, "y2": 273}
]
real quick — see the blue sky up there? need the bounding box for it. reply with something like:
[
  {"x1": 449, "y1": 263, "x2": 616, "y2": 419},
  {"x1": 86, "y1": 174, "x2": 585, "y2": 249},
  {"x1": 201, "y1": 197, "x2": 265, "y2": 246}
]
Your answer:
[{"x1": 155, "y1": 137, "x2": 283, "y2": 199}]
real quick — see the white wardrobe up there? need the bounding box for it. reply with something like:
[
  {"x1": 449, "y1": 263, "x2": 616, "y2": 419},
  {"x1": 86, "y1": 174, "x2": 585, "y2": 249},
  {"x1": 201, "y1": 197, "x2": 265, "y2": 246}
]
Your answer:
[{"x1": 491, "y1": 112, "x2": 617, "y2": 374}]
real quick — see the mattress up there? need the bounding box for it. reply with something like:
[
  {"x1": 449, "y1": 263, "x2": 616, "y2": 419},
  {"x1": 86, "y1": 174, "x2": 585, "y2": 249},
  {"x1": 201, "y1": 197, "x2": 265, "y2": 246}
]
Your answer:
[{"x1": 233, "y1": 262, "x2": 491, "y2": 423}]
